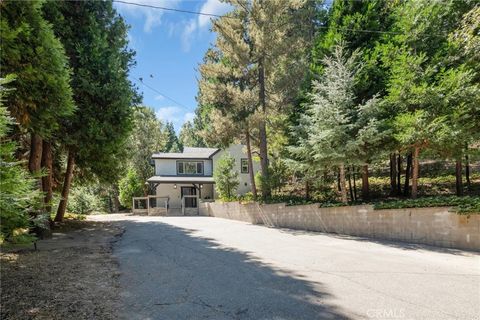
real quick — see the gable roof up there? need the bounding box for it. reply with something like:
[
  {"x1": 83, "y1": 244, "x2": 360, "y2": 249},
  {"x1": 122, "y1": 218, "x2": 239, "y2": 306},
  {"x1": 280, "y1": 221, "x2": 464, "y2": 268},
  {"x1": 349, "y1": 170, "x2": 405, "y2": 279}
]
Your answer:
[{"x1": 152, "y1": 147, "x2": 219, "y2": 160}]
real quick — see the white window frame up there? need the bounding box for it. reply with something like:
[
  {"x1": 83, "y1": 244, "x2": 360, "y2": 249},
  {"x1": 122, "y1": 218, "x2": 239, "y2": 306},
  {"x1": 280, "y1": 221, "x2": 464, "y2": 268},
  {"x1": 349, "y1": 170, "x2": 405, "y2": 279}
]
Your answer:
[
  {"x1": 241, "y1": 158, "x2": 249, "y2": 174},
  {"x1": 177, "y1": 161, "x2": 204, "y2": 175}
]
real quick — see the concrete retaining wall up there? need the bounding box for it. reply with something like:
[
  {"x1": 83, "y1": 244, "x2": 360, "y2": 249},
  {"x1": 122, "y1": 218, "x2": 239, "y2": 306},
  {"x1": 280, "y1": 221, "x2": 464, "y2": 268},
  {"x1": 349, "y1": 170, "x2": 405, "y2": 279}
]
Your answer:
[{"x1": 202, "y1": 202, "x2": 480, "y2": 251}]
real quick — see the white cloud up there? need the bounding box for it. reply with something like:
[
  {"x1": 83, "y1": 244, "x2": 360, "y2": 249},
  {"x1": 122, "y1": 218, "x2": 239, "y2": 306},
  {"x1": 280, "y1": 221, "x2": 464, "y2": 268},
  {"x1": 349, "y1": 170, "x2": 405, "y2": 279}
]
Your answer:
[
  {"x1": 154, "y1": 94, "x2": 164, "y2": 101},
  {"x1": 115, "y1": 0, "x2": 181, "y2": 33},
  {"x1": 181, "y1": 0, "x2": 231, "y2": 52},
  {"x1": 181, "y1": 19, "x2": 198, "y2": 51},
  {"x1": 155, "y1": 106, "x2": 181, "y2": 122},
  {"x1": 155, "y1": 106, "x2": 194, "y2": 132},
  {"x1": 184, "y1": 112, "x2": 195, "y2": 123},
  {"x1": 198, "y1": 0, "x2": 231, "y2": 28}
]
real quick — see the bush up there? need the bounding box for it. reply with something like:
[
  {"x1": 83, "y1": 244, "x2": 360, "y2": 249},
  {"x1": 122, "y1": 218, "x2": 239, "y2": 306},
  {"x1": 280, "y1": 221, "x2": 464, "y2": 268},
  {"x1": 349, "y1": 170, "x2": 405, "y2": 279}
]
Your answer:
[
  {"x1": 263, "y1": 194, "x2": 316, "y2": 206},
  {"x1": 213, "y1": 153, "x2": 239, "y2": 200},
  {"x1": 67, "y1": 185, "x2": 108, "y2": 214},
  {"x1": 373, "y1": 196, "x2": 480, "y2": 214}
]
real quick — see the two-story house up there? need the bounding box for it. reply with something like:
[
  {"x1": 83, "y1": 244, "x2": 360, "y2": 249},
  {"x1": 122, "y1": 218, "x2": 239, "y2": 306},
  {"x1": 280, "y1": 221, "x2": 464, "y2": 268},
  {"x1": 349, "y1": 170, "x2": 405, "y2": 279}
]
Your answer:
[{"x1": 146, "y1": 144, "x2": 260, "y2": 215}]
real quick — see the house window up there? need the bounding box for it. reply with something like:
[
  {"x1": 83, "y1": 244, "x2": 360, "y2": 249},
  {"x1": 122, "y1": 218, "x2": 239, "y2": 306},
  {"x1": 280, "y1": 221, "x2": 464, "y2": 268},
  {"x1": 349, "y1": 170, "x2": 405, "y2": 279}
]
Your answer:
[
  {"x1": 241, "y1": 158, "x2": 249, "y2": 174},
  {"x1": 177, "y1": 161, "x2": 203, "y2": 175}
]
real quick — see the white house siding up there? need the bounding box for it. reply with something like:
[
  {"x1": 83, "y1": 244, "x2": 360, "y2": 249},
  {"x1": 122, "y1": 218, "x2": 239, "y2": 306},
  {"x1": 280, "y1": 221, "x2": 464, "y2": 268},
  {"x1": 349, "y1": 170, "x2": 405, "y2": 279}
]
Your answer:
[
  {"x1": 154, "y1": 159, "x2": 213, "y2": 176},
  {"x1": 212, "y1": 144, "x2": 261, "y2": 196},
  {"x1": 156, "y1": 183, "x2": 214, "y2": 209}
]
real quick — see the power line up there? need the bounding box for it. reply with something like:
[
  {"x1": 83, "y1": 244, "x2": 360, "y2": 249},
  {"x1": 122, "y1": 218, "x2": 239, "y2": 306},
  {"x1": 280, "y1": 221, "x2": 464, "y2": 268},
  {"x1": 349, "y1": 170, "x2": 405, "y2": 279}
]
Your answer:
[
  {"x1": 114, "y1": 0, "x2": 449, "y2": 37},
  {"x1": 132, "y1": 76, "x2": 190, "y2": 110},
  {"x1": 114, "y1": 0, "x2": 234, "y2": 19}
]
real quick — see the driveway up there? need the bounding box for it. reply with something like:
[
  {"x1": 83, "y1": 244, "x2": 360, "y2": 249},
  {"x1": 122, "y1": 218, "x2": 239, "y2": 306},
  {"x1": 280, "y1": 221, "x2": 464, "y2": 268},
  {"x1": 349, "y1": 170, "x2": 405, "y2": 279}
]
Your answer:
[{"x1": 93, "y1": 215, "x2": 480, "y2": 320}]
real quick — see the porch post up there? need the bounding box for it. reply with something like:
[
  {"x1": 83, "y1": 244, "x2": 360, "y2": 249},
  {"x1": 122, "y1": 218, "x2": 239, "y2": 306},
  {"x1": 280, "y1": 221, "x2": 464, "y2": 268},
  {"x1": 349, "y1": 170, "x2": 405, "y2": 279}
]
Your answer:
[{"x1": 146, "y1": 195, "x2": 150, "y2": 215}]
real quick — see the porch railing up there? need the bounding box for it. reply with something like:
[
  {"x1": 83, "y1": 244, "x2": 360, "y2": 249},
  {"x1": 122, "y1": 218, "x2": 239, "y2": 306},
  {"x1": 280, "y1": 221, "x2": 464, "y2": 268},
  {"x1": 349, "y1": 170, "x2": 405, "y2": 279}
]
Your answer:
[
  {"x1": 132, "y1": 196, "x2": 169, "y2": 216},
  {"x1": 181, "y1": 195, "x2": 199, "y2": 215}
]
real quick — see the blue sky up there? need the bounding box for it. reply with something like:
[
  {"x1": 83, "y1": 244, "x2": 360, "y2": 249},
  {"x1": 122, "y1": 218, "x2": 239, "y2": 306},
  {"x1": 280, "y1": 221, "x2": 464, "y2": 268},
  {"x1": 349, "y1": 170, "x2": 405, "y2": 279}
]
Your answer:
[{"x1": 114, "y1": 0, "x2": 231, "y2": 133}]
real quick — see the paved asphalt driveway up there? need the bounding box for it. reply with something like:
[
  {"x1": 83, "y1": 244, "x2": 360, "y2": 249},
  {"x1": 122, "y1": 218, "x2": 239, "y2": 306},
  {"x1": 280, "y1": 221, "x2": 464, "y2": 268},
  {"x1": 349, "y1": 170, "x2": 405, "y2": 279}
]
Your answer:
[{"x1": 94, "y1": 215, "x2": 480, "y2": 320}]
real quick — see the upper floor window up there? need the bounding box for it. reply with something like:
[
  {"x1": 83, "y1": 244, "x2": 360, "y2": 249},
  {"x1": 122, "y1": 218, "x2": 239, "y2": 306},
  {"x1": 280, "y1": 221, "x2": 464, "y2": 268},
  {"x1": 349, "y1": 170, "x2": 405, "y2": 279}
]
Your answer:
[
  {"x1": 241, "y1": 158, "x2": 249, "y2": 174},
  {"x1": 177, "y1": 161, "x2": 203, "y2": 175}
]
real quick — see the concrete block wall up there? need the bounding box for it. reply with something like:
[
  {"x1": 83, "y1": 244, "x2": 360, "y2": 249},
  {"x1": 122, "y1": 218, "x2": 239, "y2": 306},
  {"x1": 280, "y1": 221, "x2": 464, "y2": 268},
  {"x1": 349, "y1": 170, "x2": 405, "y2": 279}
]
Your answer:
[{"x1": 202, "y1": 202, "x2": 480, "y2": 251}]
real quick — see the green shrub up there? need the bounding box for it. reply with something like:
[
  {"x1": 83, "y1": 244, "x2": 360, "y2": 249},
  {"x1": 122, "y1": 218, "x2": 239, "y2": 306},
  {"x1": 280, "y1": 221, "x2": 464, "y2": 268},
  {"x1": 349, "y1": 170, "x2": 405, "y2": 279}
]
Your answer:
[
  {"x1": 67, "y1": 185, "x2": 108, "y2": 214},
  {"x1": 238, "y1": 192, "x2": 254, "y2": 203},
  {"x1": 213, "y1": 153, "x2": 239, "y2": 200},
  {"x1": 373, "y1": 196, "x2": 480, "y2": 214},
  {"x1": 263, "y1": 194, "x2": 316, "y2": 206}
]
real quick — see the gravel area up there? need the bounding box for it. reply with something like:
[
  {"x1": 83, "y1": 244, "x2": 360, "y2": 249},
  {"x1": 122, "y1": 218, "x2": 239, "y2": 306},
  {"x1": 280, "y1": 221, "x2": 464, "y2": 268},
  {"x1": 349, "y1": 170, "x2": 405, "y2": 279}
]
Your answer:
[{"x1": 0, "y1": 220, "x2": 124, "y2": 320}]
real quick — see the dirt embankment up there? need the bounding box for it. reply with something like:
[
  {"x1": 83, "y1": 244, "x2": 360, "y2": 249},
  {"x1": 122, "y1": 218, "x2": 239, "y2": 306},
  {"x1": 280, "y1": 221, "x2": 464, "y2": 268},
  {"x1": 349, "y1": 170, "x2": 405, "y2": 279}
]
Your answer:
[{"x1": 1, "y1": 220, "x2": 124, "y2": 320}]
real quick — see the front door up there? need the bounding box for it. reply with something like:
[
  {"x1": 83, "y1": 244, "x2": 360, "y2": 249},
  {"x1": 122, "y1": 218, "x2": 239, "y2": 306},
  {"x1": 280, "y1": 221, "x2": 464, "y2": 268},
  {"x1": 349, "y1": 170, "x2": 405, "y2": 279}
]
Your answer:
[{"x1": 181, "y1": 187, "x2": 197, "y2": 208}]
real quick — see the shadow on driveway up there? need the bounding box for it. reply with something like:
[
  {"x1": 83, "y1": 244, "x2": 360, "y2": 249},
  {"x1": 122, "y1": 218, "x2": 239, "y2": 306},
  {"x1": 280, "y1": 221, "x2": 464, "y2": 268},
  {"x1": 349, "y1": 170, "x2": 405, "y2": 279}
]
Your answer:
[{"x1": 114, "y1": 220, "x2": 351, "y2": 320}]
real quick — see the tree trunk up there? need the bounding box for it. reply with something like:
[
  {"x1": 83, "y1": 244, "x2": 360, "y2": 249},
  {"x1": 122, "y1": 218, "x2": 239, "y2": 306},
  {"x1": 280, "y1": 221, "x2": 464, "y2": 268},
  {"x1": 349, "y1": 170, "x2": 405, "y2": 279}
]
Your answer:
[
  {"x1": 352, "y1": 166, "x2": 357, "y2": 202},
  {"x1": 465, "y1": 154, "x2": 471, "y2": 190},
  {"x1": 258, "y1": 58, "x2": 270, "y2": 200},
  {"x1": 55, "y1": 150, "x2": 75, "y2": 222},
  {"x1": 41, "y1": 141, "x2": 53, "y2": 213},
  {"x1": 397, "y1": 154, "x2": 402, "y2": 192},
  {"x1": 29, "y1": 133, "x2": 51, "y2": 238},
  {"x1": 404, "y1": 152, "x2": 412, "y2": 196},
  {"x1": 411, "y1": 146, "x2": 420, "y2": 199},
  {"x1": 389, "y1": 153, "x2": 397, "y2": 195},
  {"x1": 339, "y1": 164, "x2": 348, "y2": 204},
  {"x1": 29, "y1": 132, "x2": 43, "y2": 174},
  {"x1": 245, "y1": 129, "x2": 257, "y2": 201},
  {"x1": 347, "y1": 166, "x2": 354, "y2": 202},
  {"x1": 111, "y1": 184, "x2": 120, "y2": 213},
  {"x1": 361, "y1": 164, "x2": 370, "y2": 200},
  {"x1": 337, "y1": 171, "x2": 341, "y2": 191},
  {"x1": 455, "y1": 158, "x2": 463, "y2": 196},
  {"x1": 305, "y1": 180, "x2": 310, "y2": 200}
]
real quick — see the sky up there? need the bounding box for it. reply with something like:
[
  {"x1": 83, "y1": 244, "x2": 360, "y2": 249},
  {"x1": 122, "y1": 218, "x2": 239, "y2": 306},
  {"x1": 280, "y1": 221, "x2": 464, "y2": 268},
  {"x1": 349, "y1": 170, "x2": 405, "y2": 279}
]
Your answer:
[{"x1": 113, "y1": 0, "x2": 231, "y2": 133}]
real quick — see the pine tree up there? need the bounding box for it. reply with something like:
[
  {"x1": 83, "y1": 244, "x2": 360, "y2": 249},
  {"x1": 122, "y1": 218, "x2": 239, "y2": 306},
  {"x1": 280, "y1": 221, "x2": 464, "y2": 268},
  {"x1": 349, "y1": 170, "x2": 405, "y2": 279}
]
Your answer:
[
  {"x1": 290, "y1": 44, "x2": 382, "y2": 203},
  {"x1": 200, "y1": 0, "x2": 315, "y2": 199},
  {"x1": 179, "y1": 121, "x2": 204, "y2": 148},
  {"x1": 163, "y1": 121, "x2": 182, "y2": 152}
]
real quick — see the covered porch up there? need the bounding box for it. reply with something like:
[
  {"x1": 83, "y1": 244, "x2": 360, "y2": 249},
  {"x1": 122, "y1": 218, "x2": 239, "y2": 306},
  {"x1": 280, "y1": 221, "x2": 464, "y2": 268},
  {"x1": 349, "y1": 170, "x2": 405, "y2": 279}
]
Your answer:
[{"x1": 137, "y1": 176, "x2": 215, "y2": 216}]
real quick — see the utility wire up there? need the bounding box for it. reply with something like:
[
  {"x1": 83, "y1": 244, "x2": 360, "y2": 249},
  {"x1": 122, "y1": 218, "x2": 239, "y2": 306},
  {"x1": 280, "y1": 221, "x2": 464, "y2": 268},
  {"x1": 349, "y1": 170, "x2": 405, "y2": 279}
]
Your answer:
[
  {"x1": 114, "y1": 0, "x2": 449, "y2": 36},
  {"x1": 114, "y1": 0, "x2": 234, "y2": 19},
  {"x1": 132, "y1": 76, "x2": 190, "y2": 110}
]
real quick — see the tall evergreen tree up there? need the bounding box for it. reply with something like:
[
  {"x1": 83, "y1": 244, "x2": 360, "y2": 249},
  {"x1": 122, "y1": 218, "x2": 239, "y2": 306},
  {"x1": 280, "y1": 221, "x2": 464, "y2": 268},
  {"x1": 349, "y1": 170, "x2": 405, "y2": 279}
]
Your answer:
[
  {"x1": 379, "y1": 0, "x2": 477, "y2": 198},
  {"x1": 43, "y1": 0, "x2": 138, "y2": 221},
  {"x1": 0, "y1": 0, "x2": 75, "y2": 176},
  {"x1": 179, "y1": 121, "x2": 204, "y2": 148},
  {"x1": 163, "y1": 121, "x2": 182, "y2": 152},
  {"x1": 203, "y1": 0, "x2": 315, "y2": 199},
  {"x1": 290, "y1": 44, "x2": 382, "y2": 203},
  {"x1": 0, "y1": 77, "x2": 43, "y2": 242}
]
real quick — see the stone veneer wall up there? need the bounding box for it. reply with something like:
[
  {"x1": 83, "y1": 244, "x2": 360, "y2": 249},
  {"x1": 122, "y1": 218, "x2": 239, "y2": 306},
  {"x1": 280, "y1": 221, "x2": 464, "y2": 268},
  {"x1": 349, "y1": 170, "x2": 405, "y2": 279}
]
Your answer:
[{"x1": 201, "y1": 202, "x2": 480, "y2": 251}]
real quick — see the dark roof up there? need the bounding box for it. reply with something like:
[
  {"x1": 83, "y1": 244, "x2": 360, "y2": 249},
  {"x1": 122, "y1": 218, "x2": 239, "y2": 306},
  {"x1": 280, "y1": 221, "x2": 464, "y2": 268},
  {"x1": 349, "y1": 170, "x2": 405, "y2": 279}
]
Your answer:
[
  {"x1": 152, "y1": 147, "x2": 219, "y2": 159},
  {"x1": 147, "y1": 176, "x2": 215, "y2": 184}
]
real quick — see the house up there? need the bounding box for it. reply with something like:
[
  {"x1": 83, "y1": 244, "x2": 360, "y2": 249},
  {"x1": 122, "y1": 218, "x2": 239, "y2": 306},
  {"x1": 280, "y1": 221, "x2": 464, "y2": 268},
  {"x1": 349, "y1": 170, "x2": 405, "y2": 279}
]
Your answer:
[{"x1": 145, "y1": 144, "x2": 260, "y2": 215}]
